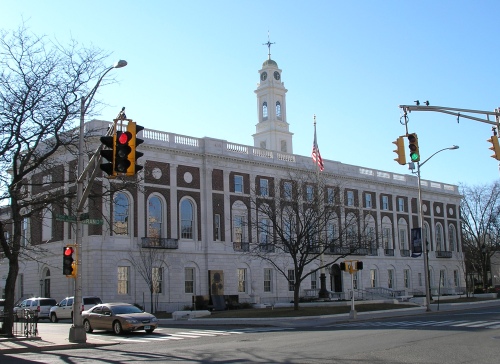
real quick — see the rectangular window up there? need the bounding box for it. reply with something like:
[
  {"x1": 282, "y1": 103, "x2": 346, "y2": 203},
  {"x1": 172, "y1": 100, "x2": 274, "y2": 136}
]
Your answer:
[
  {"x1": 388, "y1": 269, "x2": 394, "y2": 289},
  {"x1": 310, "y1": 271, "x2": 317, "y2": 290},
  {"x1": 327, "y1": 222, "x2": 336, "y2": 243},
  {"x1": 41, "y1": 206, "x2": 52, "y2": 242},
  {"x1": 185, "y1": 267, "x2": 194, "y2": 293},
  {"x1": 382, "y1": 196, "x2": 389, "y2": 210},
  {"x1": 238, "y1": 268, "x2": 247, "y2": 293},
  {"x1": 214, "y1": 214, "x2": 221, "y2": 241},
  {"x1": 264, "y1": 268, "x2": 272, "y2": 292},
  {"x1": 398, "y1": 197, "x2": 404, "y2": 212},
  {"x1": 234, "y1": 175, "x2": 243, "y2": 193},
  {"x1": 404, "y1": 269, "x2": 410, "y2": 289},
  {"x1": 365, "y1": 193, "x2": 372, "y2": 208},
  {"x1": 22, "y1": 217, "x2": 29, "y2": 246},
  {"x1": 152, "y1": 267, "x2": 163, "y2": 294},
  {"x1": 288, "y1": 269, "x2": 295, "y2": 291},
  {"x1": 418, "y1": 272, "x2": 423, "y2": 286},
  {"x1": 327, "y1": 188, "x2": 334, "y2": 204},
  {"x1": 284, "y1": 182, "x2": 292, "y2": 200},
  {"x1": 260, "y1": 178, "x2": 269, "y2": 197},
  {"x1": 18, "y1": 274, "x2": 24, "y2": 298},
  {"x1": 42, "y1": 174, "x2": 52, "y2": 185},
  {"x1": 347, "y1": 191, "x2": 354, "y2": 206},
  {"x1": 370, "y1": 269, "x2": 377, "y2": 288},
  {"x1": 353, "y1": 271, "x2": 359, "y2": 290},
  {"x1": 306, "y1": 185, "x2": 314, "y2": 202},
  {"x1": 117, "y1": 266, "x2": 129, "y2": 294}
]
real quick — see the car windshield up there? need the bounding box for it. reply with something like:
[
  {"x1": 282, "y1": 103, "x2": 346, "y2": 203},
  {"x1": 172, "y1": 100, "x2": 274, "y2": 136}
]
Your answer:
[
  {"x1": 111, "y1": 305, "x2": 143, "y2": 315},
  {"x1": 84, "y1": 298, "x2": 102, "y2": 305}
]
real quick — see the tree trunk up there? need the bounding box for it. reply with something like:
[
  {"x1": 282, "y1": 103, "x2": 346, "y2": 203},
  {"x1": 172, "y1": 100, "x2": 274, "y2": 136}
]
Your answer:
[
  {"x1": 0, "y1": 255, "x2": 19, "y2": 336},
  {"x1": 293, "y1": 283, "x2": 300, "y2": 310}
]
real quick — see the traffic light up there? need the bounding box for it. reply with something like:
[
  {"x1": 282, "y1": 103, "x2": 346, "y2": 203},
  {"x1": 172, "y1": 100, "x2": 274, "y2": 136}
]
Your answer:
[
  {"x1": 392, "y1": 136, "x2": 406, "y2": 165},
  {"x1": 63, "y1": 245, "x2": 76, "y2": 278},
  {"x1": 355, "y1": 261, "x2": 363, "y2": 270},
  {"x1": 487, "y1": 135, "x2": 500, "y2": 161},
  {"x1": 100, "y1": 133, "x2": 116, "y2": 177},
  {"x1": 115, "y1": 130, "x2": 132, "y2": 173},
  {"x1": 407, "y1": 133, "x2": 420, "y2": 162},
  {"x1": 125, "y1": 121, "x2": 144, "y2": 175}
]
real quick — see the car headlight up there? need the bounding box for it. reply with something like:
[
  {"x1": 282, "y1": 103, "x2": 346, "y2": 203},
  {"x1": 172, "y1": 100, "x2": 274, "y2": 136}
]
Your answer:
[
  {"x1": 125, "y1": 319, "x2": 139, "y2": 324},
  {"x1": 151, "y1": 317, "x2": 158, "y2": 322}
]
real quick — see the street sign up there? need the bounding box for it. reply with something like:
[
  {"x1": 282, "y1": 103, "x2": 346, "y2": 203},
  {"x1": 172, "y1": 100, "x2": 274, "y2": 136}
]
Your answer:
[
  {"x1": 56, "y1": 214, "x2": 77, "y2": 222},
  {"x1": 80, "y1": 218, "x2": 104, "y2": 225}
]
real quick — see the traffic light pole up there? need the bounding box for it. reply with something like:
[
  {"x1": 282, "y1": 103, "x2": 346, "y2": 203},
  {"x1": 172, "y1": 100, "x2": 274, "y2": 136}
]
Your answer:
[{"x1": 69, "y1": 60, "x2": 127, "y2": 344}]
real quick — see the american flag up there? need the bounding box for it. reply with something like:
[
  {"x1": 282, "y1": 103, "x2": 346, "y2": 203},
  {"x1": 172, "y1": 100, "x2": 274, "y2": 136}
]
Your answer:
[{"x1": 312, "y1": 121, "x2": 324, "y2": 171}]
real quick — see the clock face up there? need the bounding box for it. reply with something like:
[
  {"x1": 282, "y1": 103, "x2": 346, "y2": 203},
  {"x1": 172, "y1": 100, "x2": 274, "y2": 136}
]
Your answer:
[
  {"x1": 274, "y1": 71, "x2": 280, "y2": 80},
  {"x1": 260, "y1": 72, "x2": 267, "y2": 81},
  {"x1": 152, "y1": 167, "x2": 162, "y2": 180}
]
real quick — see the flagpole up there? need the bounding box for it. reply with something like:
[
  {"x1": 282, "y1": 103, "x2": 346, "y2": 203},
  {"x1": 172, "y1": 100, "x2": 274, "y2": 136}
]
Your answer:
[{"x1": 313, "y1": 115, "x2": 328, "y2": 299}]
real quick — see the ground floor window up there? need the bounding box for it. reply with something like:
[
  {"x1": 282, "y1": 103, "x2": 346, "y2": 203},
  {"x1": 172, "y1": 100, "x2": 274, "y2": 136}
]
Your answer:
[
  {"x1": 118, "y1": 266, "x2": 129, "y2": 294},
  {"x1": 288, "y1": 269, "x2": 295, "y2": 291},
  {"x1": 185, "y1": 268, "x2": 194, "y2": 293},
  {"x1": 264, "y1": 268, "x2": 272, "y2": 292},
  {"x1": 238, "y1": 268, "x2": 247, "y2": 293}
]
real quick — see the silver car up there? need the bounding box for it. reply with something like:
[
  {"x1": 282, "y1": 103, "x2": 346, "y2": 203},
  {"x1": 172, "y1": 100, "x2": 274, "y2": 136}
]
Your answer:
[{"x1": 82, "y1": 303, "x2": 158, "y2": 335}]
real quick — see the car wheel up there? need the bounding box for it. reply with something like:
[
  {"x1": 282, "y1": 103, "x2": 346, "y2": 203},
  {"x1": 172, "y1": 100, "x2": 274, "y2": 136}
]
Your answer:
[
  {"x1": 145, "y1": 328, "x2": 155, "y2": 334},
  {"x1": 83, "y1": 319, "x2": 93, "y2": 333},
  {"x1": 113, "y1": 320, "x2": 123, "y2": 335},
  {"x1": 50, "y1": 313, "x2": 58, "y2": 323}
]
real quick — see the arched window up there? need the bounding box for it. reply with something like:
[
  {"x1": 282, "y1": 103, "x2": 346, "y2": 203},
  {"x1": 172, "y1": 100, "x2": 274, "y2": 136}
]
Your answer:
[
  {"x1": 180, "y1": 199, "x2": 194, "y2": 240},
  {"x1": 397, "y1": 218, "x2": 408, "y2": 250},
  {"x1": 435, "y1": 223, "x2": 444, "y2": 251},
  {"x1": 148, "y1": 195, "x2": 164, "y2": 238},
  {"x1": 448, "y1": 224, "x2": 456, "y2": 252},
  {"x1": 381, "y1": 217, "x2": 393, "y2": 249},
  {"x1": 113, "y1": 192, "x2": 130, "y2": 235},
  {"x1": 276, "y1": 101, "x2": 281, "y2": 117},
  {"x1": 423, "y1": 222, "x2": 432, "y2": 251},
  {"x1": 232, "y1": 200, "x2": 248, "y2": 247},
  {"x1": 262, "y1": 102, "x2": 268, "y2": 118}
]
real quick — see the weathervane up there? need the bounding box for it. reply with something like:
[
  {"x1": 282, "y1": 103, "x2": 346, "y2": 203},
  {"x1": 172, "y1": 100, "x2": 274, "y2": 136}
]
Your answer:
[{"x1": 262, "y1": 31, "x2": 275, "y2": 60}]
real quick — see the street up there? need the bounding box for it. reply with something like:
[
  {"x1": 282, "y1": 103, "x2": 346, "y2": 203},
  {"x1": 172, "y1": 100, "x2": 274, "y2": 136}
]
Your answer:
[{"x1": 1, "y1": 305, "x2": 500, "y2": 363}]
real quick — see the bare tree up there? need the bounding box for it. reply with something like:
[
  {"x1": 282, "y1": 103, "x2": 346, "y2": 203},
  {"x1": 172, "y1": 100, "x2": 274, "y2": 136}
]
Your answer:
[
  {"x1": 0, "y1": 24, "x2": 114, "y2": 336},
  {"x1": 129, "y1": 239, "x2": 167, "y2": 314},
  {"x1": 460, "y1": 180, "x2": 500, "y2": 292},
  {"x1": 244, "y1": 169, "x2": 375, "y2": 310}
]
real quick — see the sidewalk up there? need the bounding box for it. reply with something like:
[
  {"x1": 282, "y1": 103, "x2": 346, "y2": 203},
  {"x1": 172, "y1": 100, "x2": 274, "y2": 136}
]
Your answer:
[
  {"x1": 1, "y1": 299, "x2": 499, "y2": 354},
  {"x1": 0, "y1": 326, "x2": 116, "y2": 354}
]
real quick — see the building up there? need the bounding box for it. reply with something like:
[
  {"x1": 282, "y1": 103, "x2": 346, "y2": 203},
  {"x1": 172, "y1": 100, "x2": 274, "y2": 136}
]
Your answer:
[{"x1": 0, "y1": 50, "x2": 464, "y2": 311}]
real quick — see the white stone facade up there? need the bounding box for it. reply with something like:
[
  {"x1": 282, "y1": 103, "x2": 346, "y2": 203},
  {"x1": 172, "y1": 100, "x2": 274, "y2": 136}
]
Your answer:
[{"x1": 0, "y1": 55, "x2": 464, "y2": 312}]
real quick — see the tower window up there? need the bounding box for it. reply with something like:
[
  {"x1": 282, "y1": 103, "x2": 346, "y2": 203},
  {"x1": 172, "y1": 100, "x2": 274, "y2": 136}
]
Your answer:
[
  {"x1": 262, "y1": 102, "x2": 268, "y2": 118},
  {"x1": 276, "y1": 101, "x2": 281, "y2": 117}
]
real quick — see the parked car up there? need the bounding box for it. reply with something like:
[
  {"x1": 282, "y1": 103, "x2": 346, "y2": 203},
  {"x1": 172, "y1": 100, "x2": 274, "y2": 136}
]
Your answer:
[
  {"x1": 13, "y1": 297, "x2": 57, "y2": 321},
  {"x1": 50, "y1": 296, "x2": 102, "y2": 323},
  {"x1": 82, "y1": 302, "x2": 158, "y2": 335}
]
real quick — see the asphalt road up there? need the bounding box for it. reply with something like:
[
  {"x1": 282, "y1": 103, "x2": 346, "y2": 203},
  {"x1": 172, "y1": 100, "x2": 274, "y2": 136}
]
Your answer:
[{"x1": 2, "y1": 306, "x2": 500, "y2": 363}]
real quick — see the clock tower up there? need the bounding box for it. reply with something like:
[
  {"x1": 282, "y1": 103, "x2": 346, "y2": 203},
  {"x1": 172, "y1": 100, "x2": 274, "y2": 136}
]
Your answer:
[{"x1": 253, "y1": 40, "x2": 293, "y2": 154}]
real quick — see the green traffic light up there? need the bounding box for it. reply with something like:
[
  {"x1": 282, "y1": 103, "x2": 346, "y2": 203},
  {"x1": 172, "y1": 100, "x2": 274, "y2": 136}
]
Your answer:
[{"x1": 411, "y1": 153, "x2": 419, "y2": 161}]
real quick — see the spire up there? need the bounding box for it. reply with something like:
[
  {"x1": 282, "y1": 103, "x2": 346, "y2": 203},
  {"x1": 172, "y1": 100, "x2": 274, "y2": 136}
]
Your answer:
[{"x1": 262, "y1": 31, "x2": 275, "y2": 60}]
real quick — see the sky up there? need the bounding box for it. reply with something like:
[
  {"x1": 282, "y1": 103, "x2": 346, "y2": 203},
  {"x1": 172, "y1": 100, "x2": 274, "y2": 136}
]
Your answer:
[{"x1": 2, "y1": 0, "x2": 500, "y2": 187}]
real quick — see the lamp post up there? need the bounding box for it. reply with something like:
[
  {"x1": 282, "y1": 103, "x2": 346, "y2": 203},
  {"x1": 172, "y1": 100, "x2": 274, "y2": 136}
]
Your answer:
[
  {"x1": 416, "y1": 145, "x2": 459, "y2": 312},
  {"x1": 69, "y1": 60, "x2": 127, "y2": 343}
]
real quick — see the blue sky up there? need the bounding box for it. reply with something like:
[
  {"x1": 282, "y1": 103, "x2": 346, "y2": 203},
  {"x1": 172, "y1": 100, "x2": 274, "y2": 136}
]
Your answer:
[{"x1": 2, "y1": 0, "x2": 500, "y2": 187}]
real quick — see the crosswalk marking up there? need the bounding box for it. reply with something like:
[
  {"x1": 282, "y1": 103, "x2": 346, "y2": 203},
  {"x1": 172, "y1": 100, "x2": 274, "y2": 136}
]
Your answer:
[
  {"x1": 96, "y1": 327, "x2": 292, "y2": 344},
  {"x1": 326, "y1": 320, "x2": 500, "y2": 330}
]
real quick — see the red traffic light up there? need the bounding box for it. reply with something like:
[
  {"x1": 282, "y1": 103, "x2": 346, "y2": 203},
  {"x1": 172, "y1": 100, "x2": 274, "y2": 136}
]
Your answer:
[
  {"x1": 64, "y1": 246, "x2": 74, "y2": 256},
  {"x1": 118, "y1": 131, "x2": 132, "y2": 145}
]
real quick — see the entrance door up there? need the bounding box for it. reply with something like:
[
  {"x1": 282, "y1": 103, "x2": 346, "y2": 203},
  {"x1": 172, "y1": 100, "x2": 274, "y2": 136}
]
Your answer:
[{"x1": 330, "y1": 264, "x2": 342, "y2": 292}]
